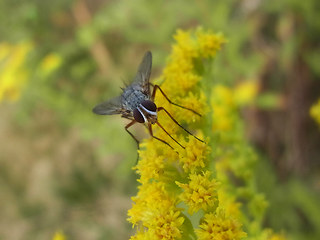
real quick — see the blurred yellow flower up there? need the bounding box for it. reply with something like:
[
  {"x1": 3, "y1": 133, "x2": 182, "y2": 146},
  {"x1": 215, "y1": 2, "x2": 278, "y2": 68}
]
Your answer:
[
  {"x1": 217, "y1": 190, "x2": 242, "y2": 219},
  {"x1": 211, "y1": 85, "x2": 236, "y2": 131},
  {"x1": 258, "y1": 229, "x2": 287, "y2": 240},
  {"x1": 39, "y1": 53, "x2": 62, "y2": 77},
  {"x1": 234, "y1": 80, "x2": 259, "y2": 106},
  {"x1": 52, "y1": 231, "x2": 66, "y2": 240},
  {"x1": 0, "y1": 41, "x2": 33, "y2": 102},
  {"x1": 196, "y1": 28, "x2": 226, "y2": 58},
  {"x1": 269, "y1": 234, "x2": 287, "y2": 240},
  {"x1": 310, "y1": 98, "x2": 320, "y2": 126}
]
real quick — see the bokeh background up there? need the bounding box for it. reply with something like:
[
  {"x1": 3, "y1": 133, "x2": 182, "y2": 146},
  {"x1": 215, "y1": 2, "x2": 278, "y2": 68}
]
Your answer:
[{"x1": 0, "y1": 0, "x2": 319, "y2": 239}]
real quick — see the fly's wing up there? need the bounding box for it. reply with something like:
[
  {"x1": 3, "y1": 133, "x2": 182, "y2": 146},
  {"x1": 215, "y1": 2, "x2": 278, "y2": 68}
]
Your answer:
[
  {"x1": 132, "y1": 51, "x2": 152, "y2": 95},
  {"x1": 92, "y1": 96, "x2": 123, "y2": 115}
]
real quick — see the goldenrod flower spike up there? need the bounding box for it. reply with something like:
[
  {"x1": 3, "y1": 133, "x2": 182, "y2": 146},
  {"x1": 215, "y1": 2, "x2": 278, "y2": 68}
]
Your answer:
[
  {"x1": 128, "y1": 27, "x2": 285, "y2": 240},
  {"x1": 128, "y1": 28, "x2": 234, "y2": 239}
]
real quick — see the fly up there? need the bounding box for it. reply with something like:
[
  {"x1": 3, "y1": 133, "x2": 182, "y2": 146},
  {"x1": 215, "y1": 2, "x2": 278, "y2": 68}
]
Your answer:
[{"x1": 93, "y1": 51, "x2": 204, "y2": 151}]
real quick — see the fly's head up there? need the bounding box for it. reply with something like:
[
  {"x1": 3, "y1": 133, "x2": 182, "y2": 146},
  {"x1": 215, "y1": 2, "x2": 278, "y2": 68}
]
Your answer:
[{"x1": 133, "y1": 100, "x2": 158, "y2": 124}]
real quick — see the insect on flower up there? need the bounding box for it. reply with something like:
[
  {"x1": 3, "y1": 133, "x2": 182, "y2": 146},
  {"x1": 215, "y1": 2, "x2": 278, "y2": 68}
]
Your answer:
[{"x1": 93, "y1": 51, "x2": 204, "y2": 151}]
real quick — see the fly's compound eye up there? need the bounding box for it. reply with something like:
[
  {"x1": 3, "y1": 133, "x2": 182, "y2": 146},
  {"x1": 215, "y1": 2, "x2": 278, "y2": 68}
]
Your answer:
[
  {"x1": 141, "y1": 100, "x2": 157, "y2": 112},
  {"x1": 133, "y1": 108, "x2": 145, "y2": 123}
]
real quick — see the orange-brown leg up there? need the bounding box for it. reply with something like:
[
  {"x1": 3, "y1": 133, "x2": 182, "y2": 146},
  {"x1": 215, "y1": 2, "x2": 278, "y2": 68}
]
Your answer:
[{"x1": 125, "y1": 120, "x2": 140, "y2": 149}]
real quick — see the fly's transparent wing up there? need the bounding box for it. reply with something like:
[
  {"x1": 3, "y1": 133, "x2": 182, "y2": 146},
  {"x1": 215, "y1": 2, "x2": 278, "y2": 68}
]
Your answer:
[
  {"x1": 92, "y1": 96, "x2": 123, "y2": 115},
  {"x1": 133, "y1": 51, "x2": 152, "y2": 95}
]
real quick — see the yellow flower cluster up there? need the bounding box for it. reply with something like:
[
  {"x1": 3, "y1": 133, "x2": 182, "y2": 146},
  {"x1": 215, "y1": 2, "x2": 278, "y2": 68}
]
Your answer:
[
  {"x1": 310, "y1": 98, "x2": 320, "y2": 126},
  {"x1": 176, "y1": 171, "x2": 219, "y2": 214},
  {"x1": 0, "y1": 41, "x2": 33, "y2": 102},
  {"x1": 159, "y1": 28, "x2": 226, "y2": 124},
  {"x1": 177, "y1": 132, "x2": 208, "y2": 172},
  {"x1": 128, "y1": 182, "x2": 184, "y2": 240},
  {"x1": 195, "y1": 209, "x2": 247, "y2": 240},
  {"x1": 128, "y1": 28, "x2": 247, "y2": 239}
]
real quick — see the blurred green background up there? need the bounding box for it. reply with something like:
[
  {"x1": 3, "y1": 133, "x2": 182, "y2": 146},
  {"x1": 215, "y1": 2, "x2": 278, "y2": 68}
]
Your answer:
[{"x1": 0, "y1": 0, "x2": 320, "y2": 239}]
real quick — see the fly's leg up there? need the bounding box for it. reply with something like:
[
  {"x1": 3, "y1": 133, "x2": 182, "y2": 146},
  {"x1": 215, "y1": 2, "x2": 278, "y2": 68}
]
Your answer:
[
  {"x1": 154, "y1": 122, "x2": 185, "y2": 149},
  {"x1": 150, "y1": 84, "x2": 201, "y2": 117},
  {"x1": 124, "y1": 120, "x2": 141, "y2": 163},
  {"x1": 147, "y1": 123, "x2": 175, "y2": 149},
  {"x1": 157, "y1": 107, "x2": 205, "y2": 143},
  {"x1": 125, "y1": 120, "x2": 139, "y2": 149},
  {"x1": 147, "y1": 123, "x2": 182, "y2": 155}
]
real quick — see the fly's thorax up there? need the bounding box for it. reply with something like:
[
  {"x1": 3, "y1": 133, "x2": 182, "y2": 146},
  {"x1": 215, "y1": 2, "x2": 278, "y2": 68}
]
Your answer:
[
  {"x1": 121, "y1": 85, "x2": 148, "y2": 111},
  {"x1": 133, "y1": 100, "x2": 157, "y2": 124}
]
